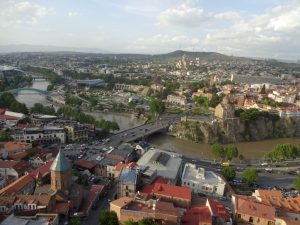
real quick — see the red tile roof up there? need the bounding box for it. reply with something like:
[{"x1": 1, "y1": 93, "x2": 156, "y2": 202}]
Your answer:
[
  {"x1": 0, "y1": 174, "x2": 35, "y2": 196},
  {"x1": 9, "y1": 151, "x2": 28, "y2": 160},
  {"x1": 115, "y1": 161, "x2": 138, "y2": 172},
  {"x1": 141, "y1": 183, "x2": 192, "y2": 201},
  {"x1": 73, "y1": 160, "x2": 96, "y2": 170},
  {"x1": 207, "y1": 199, "x2": 230, "y2": 221},
  {"x1": 0, "y1": 160, "x2": 28, "y2": 174},
  {"x1": 30, "y1": 160, "x2": 53, "y2": 178},
  {"x1": 235, "y1": 195, "x2": 276, "y2": 221},
  {"x1": 182, "y1": 206, "x2": 212, "y2": 225}
]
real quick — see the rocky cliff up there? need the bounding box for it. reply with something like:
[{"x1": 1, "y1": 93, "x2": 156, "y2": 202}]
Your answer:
[{"x1": 170, "y1": 117, "x2": 300, "y2": 144}]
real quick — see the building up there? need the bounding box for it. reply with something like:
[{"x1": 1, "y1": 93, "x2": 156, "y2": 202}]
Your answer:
[
  {"x1": 232, "y1": 195, "x2": 276, "y2": 225},
  {"x1": 0, "y1": 66, "x2": 26, "y2": 82},
  {"x1": 2, "y1": 142, "x2": 32, "y2": 159},
  {"x1": 137, "y1": 149, "x2": 183, "y2": 184},
  {"x1": 50, "y1": 151, "x2": 71, "y2": 193},
  {"x1": 79, "y1": 185, "x2": 104, "y2": 216},
  {"x1": 252, "y1": 190, "x2": 300, "y2": 221},
  {"x1": 0, "y1": 213, "x2": 59, "y2": 225},
  {"x1": 166, "y1": 94, "x2": 187, "y2": 107},
  {"x1": 206, "y1": 198, "x2": 231, "y2": 224},
  {"x1": 182, "y1": 205, "x2": 212, "y2": 225},
  {"x1": 0, "y1": 174, "x2": 36, "y2": 196},
  {"x1": 140, "y1": 181, "x2": 192, "y2": 208},
  {"x1": 214, "y1": 95, "x2": 235, "y2": 119},
  {"x1": 110, "y1": 195, "x2": 181, "y2": 225},
  {"x1": 12, "y1": 126, "x2": 66, "y2": 144},
  {"x1": 0, "y1": 160, "x2": 28, "y2": 178},
  {"x1": 64, "y1": 124, "x2": 88, "y2": 142},
  {"x1": 117, "y1": 168, "x2": 139, "y2": 198},
  {"x1": 76, "y1": 79, "x2": 107, "y2": 87},
  {"x1": 181, "y1": 163, "x2": 226, "y2": 197}
]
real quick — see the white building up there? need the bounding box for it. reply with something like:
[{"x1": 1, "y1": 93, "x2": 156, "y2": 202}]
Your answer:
[
  {"x1": 181, "y1": 163, "x2": 225, "y2": 197},
  {"x1": 166, "y1": 95, "x2": 187, "y2": 107},
  {"x1": 12, "y1": 126, "x2": 66, "y2": 144},
  {"x1": 137, "y1": 148, "x2": 183, "y2": 184}
]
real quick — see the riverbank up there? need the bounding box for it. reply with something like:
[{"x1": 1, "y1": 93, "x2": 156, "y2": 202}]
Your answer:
[{"x1": 148, "y1": 133, "x2": 300, "y2": 161}]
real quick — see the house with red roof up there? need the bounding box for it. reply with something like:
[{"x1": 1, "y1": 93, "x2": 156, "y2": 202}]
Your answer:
[
  {"x1": 140, "y1": 180, "x2": 192, "y2": 208},
  {"x1": 182, "y1": 205, "x2": 212, "y2": 225},
  {"x1": 206, "y1": 198, "x2": 231, "y2": 224},
  {"x1": 232, "y1": 195, "x2": 276, "y2": 225},
  {"x1": 114, "y1": 161, "x2": 138, "y2": 178}
]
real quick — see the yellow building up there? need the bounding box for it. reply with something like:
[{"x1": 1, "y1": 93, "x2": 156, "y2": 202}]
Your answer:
[{"x1": 64, "y1": 125, "x2": 88, "y2": 142}]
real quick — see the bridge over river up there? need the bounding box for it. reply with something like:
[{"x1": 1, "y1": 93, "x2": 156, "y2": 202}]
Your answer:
[
  {"x1": 109, "y1": 115, "x2": 181, "y2": 146},
  {"x1": 0, "y1": 87, "x2": 52, "y2": 96}
]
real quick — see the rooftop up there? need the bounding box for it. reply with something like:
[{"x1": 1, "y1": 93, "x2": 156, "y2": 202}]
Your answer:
[
  {"x1": 50, "y1": 151, "x2": 70, "y2": 172},
  {"x1": 141, "y1": 182, "x2": 192, "y2": 201},
  {"x1": 137, "y1": 149, "x2": 182, "y2": 182},
  {"x1": 119, "y1": 168, "x2": 138, "y2": 184},
  {"x1": 182, "y1": 163, "x2": 225, "y2": 185}
]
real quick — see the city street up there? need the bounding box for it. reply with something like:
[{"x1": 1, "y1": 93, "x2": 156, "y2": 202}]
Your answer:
[{"x1": 84, "y1": 185, "x2": 117, "y2": 225}]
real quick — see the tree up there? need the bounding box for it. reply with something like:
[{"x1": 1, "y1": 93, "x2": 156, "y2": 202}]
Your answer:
[
  {"x1": 242, "y1": 167, "x2": 258, "y2": 185},
  {"x1": 125, "y1": 220, "x2": 138, "y2": 225},
  {"x1": 148, "y1": 98, "x2": 165, "y2": 117},
  {"x1": 68, "y1": 217, "x2": 82, "y2": 225},
  {"x1": 238, "y1": 154, "x2": 245, "y2": 162},
  {"x1": 0, "y1": 131, "x2": 11, "y2": 141},
  {"x1": 99, "y1": 211, "x2": 119, "y2": 225},
  {"x1": 47, "y1": 84, "x2": 54, "y2": 91},
  {"x1": 194, "y1": 96, "x2": 209, "y2": 108},
  {"x1": 225, "y1": 145, "x2": 239, "y2": 161},
  {"x1": 294, "y1": 174, "x2": 300, "y2": 192},
  {"x1": 209, "y1": 93, "x2": 223, "y2": 108},
  {"x1": 221, "y1": 166, "x2": 236, "y2": 181},
  {"x1": 211, "y1": 143, "x2": 225, "y2": 160}
]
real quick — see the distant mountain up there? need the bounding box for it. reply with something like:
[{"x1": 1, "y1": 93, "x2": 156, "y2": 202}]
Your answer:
[
  {"x1": 148, "y1": 50, "x2": 250, "y2": 62},
  {"x1": 0, "y1": 44, "x2": 111, "y2": 54}
]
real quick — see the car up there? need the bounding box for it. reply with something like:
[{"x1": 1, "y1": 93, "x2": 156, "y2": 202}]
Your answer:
[{"x1": 261, "y1": 162, "x2": 268, "y2": 166}]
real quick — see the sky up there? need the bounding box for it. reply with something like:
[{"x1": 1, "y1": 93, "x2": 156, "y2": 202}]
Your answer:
[{"x1": 0, "y1": 0, "x2": 300, "y2": 59}]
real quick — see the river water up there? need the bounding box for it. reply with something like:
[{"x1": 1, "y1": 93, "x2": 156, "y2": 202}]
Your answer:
[{"x1": 16, "y1": 80, "x2": 300, "y2": 160}]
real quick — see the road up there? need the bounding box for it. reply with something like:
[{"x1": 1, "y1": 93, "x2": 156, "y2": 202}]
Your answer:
[
  {"x1": 84, "y1": 184, "x2": 117, "y2": 225},
  {"x1": 109, "y1": 115, "x2": 181, "y2": 146}
]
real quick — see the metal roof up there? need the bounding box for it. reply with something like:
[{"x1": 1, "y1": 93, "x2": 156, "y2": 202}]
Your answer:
[
  {"x1": 50, "y1": 151, "x2": 70, "y2": 172},
  {"x1": 119, "y1": 168, "x2": 138, "y2": 184}
]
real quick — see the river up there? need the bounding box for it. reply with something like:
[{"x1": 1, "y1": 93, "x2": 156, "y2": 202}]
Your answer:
[
  {"x1": 15, "y1": 79, "x2": 50, "y2": 108},
  {"x1": 148, "y1": 134, "x2": 300, "y2": 161},
  {"x1": 16, "y1": 80, "x2": 300, "y2": 160}
]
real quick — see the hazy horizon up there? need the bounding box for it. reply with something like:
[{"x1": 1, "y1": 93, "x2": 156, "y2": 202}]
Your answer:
[{"x1": 1, "y1": 0, "x2": 300, "y2": 60}]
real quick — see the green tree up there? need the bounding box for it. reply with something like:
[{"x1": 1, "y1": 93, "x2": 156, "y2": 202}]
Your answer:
[
  {"x1": 68, "y1": 217, "x2": 82, "y2": 225},
  {"x1": 225, "y1": 145, "x2": 239, "y2": 161},
  {"x1": 194, "y1": 96, "x2": 209, "y2": 108},
  {"x1": 99, "y1": 211, "x2": 119, "y2": 225},
  {"x1": 209, "y1": 93, "x2": 223, "y2": 108},
  {"x1": 221, "y1": 166, "x2": 236, "y2": 181},
  {"x1": 125, "y1": 220, "x2": 138, "y2": 225},
  {"x1": 238, "y1": 154, "x2": 245, "y2": 162},
  {"x1": 242, "y1": 167, "x2": 258, "y2": 185},
  {"x1": 47, "y1": 84, "x2": 54, "y2": 91},
  {"x1": 211, "y1": 143, "x2": 225, "y2": 160},
  {"x1": 0, "y1": 131, "x2": 11, "y2": 141},
  {"x1": 148, "y1": 98, "x2": 165, "y2": 117},
  {"x1": 294, "y1": 174, "x2": 300, "y2": 192}
]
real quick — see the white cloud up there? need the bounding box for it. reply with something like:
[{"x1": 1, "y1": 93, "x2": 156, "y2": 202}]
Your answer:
[
  {"x1": 129, "y1": 34, "x2": 200, "y2": 53},
  {"x1": 157, "y1": 3, "x2": 240, "y2": 27},
  {"x1": 203, "y1": 2, "x2": 300, "y2": 59},
  {"x1": 68, "y1": 12, "x2": 79, "y2": 17},
  {"x1": 0, "y1": 0, "x2": 52, "y2": 28}
]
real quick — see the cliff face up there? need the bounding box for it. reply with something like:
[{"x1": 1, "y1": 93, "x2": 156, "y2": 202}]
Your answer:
[{"x1": 170, "y1": 117, "x2": 300, "y2": 144}]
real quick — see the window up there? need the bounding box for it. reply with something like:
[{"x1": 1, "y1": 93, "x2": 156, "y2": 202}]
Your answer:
[
  {"x1": 126, "y1": 185, "x2": 129, "y2": 190},
  {"x1": 237, "y1": 214, "x2": 241, "y2": 219},
  {"x1": 249, "y1": 217, "x2": 254, "y2": 223}
]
